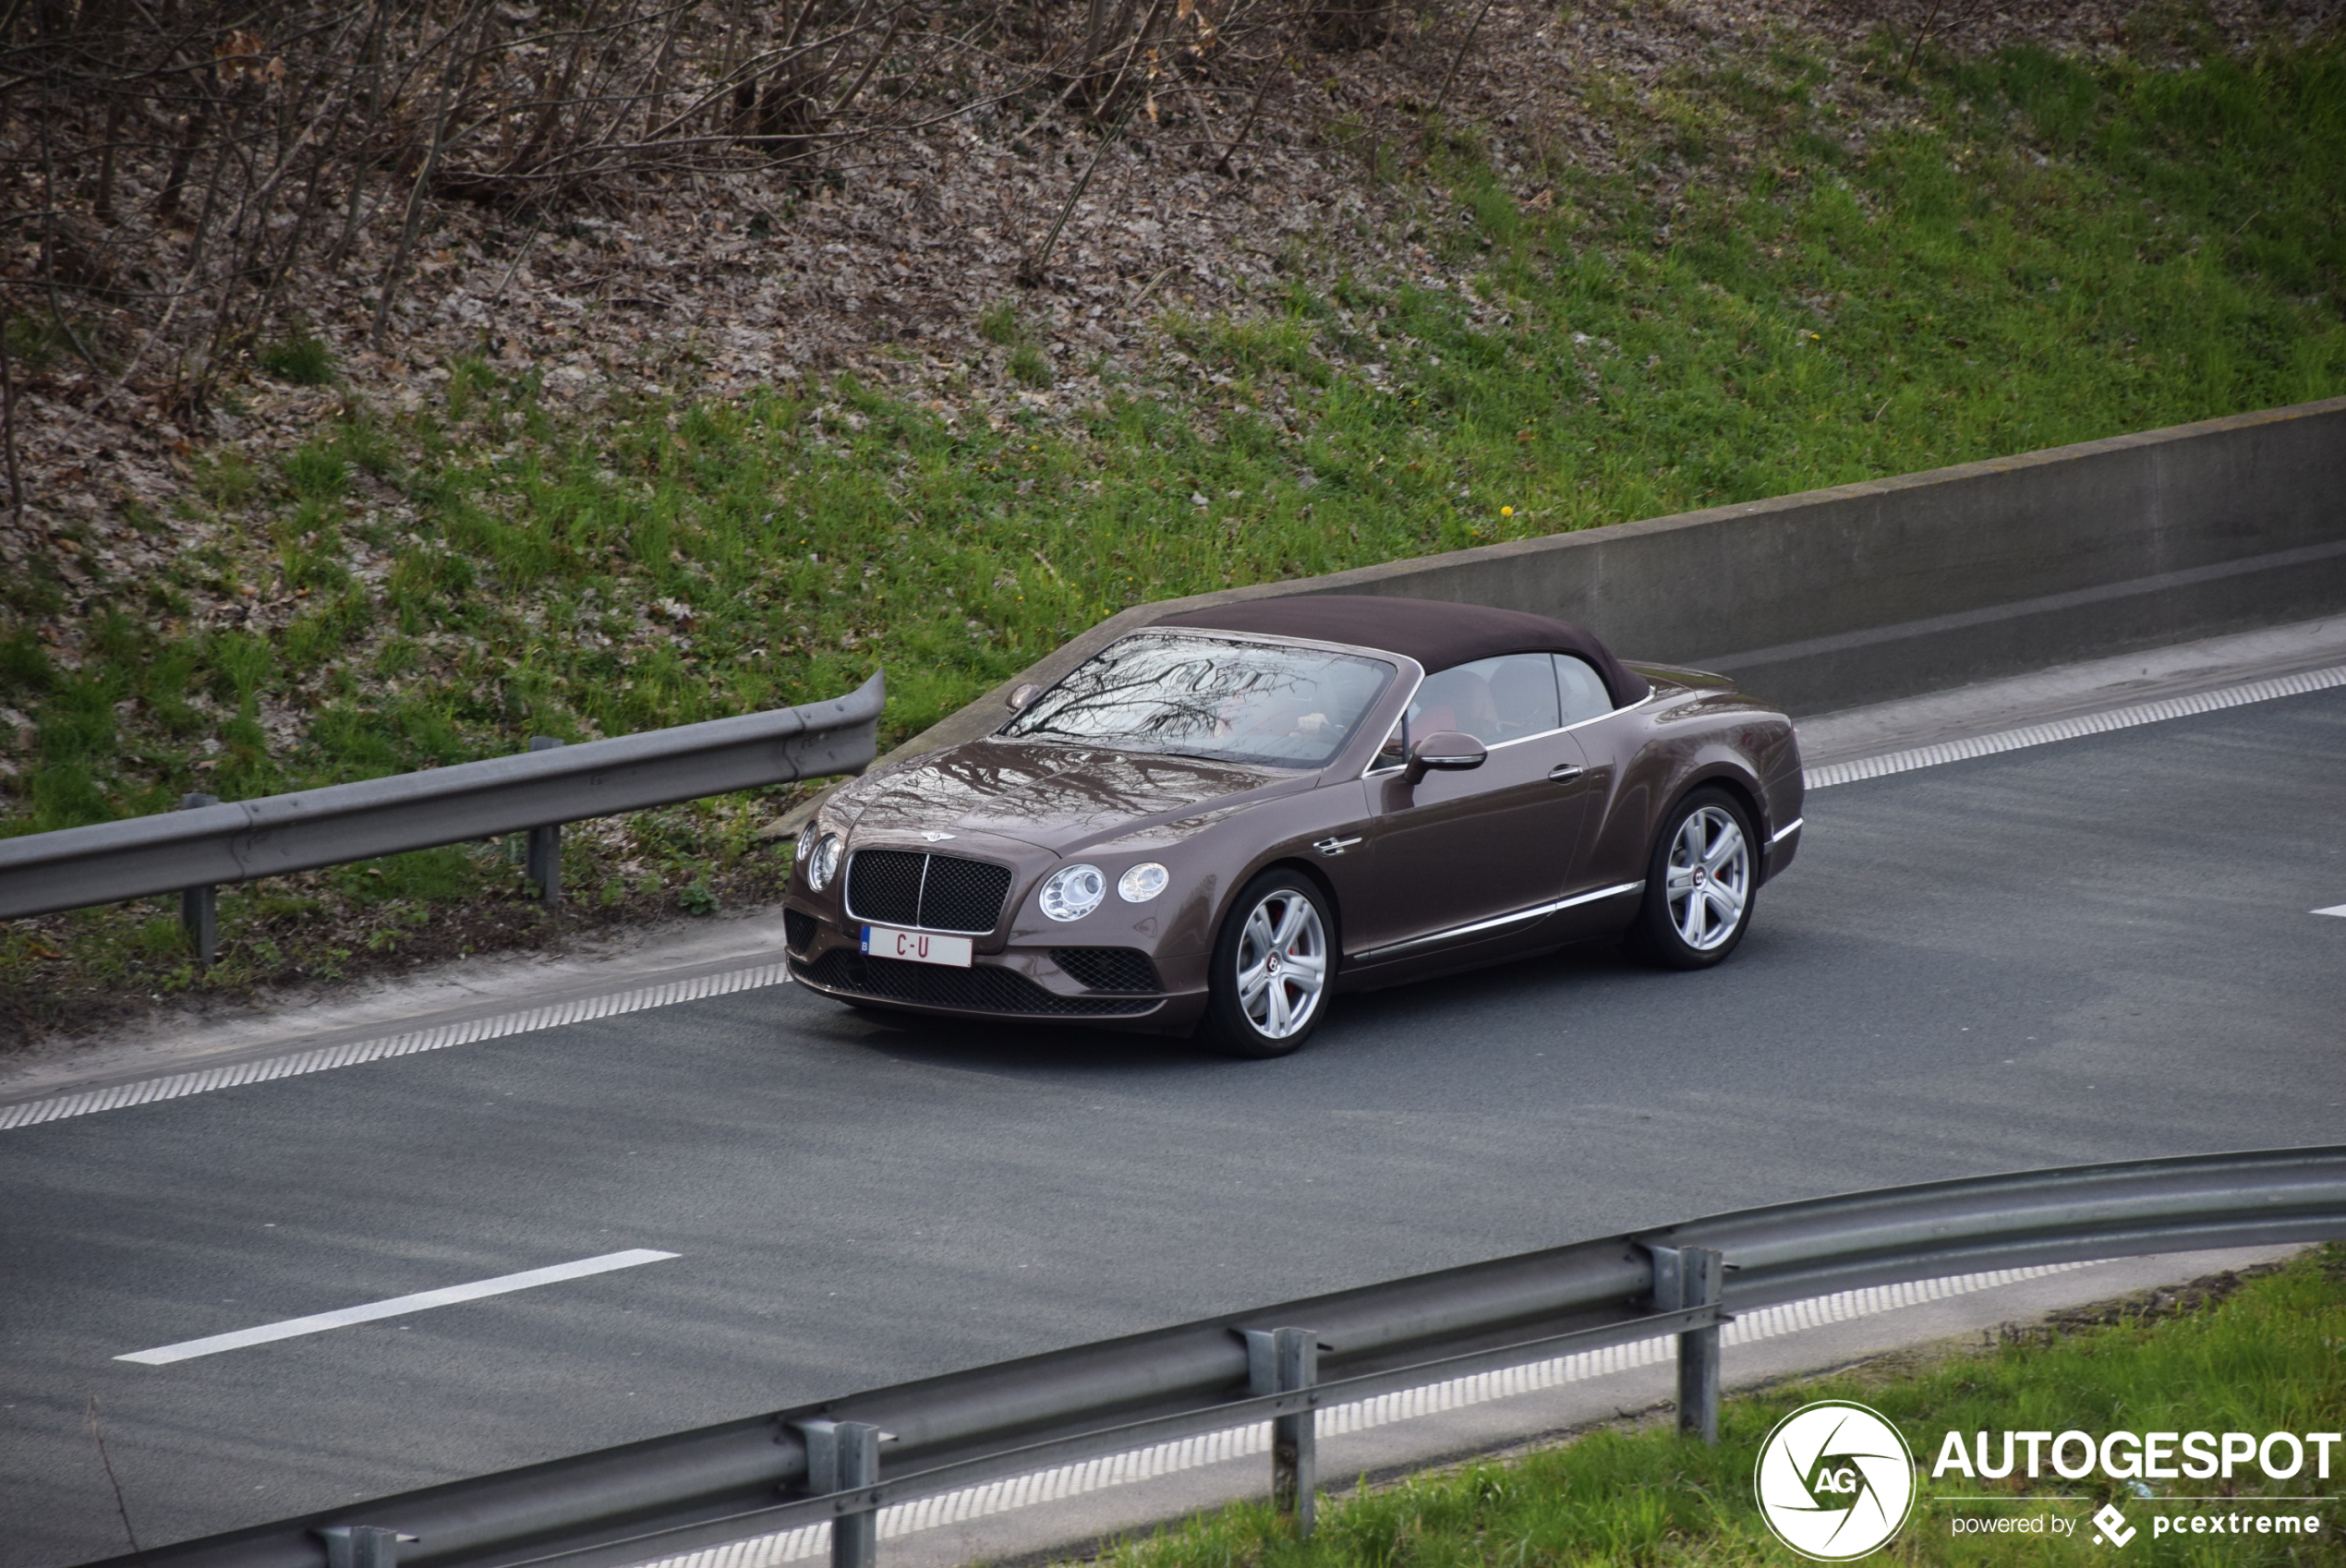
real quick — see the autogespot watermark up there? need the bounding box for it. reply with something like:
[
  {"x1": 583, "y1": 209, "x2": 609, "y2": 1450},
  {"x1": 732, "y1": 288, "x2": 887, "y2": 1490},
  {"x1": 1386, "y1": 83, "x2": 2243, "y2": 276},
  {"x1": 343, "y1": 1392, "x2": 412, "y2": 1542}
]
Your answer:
[
  {"x1": 1930, "y1": 1427, "x2": 2343, "y2": 1485},
  {"x1": 1932, "y1": 1426, "x2": 2336, "y2": 1550},
  {"x1": 1754, "y1": 1407, "x2": 2339, "y2": 1559},
  {"x1": 1755, "y1": 1401, "x2": 1918, "y2": 1561}
]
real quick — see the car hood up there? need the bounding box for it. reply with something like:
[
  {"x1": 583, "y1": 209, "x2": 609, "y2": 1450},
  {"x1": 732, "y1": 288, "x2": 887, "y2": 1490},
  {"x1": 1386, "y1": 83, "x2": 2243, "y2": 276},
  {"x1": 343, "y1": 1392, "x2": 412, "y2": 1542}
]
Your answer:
[{"x1": 837, "y1": 738, "x2": 1305, "y2": 854}]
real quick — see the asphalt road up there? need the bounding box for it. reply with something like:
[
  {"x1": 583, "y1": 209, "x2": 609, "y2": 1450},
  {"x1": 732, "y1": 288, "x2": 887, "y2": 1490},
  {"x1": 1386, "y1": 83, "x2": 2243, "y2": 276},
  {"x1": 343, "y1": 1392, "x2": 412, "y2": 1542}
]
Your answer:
[{"x1": 4, "y1": 688, "x2": 2343, "y2": 1565}]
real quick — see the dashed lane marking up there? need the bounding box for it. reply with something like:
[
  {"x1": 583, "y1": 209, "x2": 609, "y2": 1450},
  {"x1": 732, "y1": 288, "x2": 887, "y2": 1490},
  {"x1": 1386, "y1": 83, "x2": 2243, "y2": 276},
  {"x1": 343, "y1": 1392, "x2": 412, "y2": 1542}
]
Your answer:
[
  {"x1": 2315, "y1": 905, "x2": 2346, "y2": 918},
  {"x1": 116, "y1": 1248, "x2": 678, "y2": 1365},
  {"x1": 0, "y1": 963, "x2": 792, "y2": 1132},
  {"x1": 1804, "y1": 663, "x2": 2346, "y2": 790}
]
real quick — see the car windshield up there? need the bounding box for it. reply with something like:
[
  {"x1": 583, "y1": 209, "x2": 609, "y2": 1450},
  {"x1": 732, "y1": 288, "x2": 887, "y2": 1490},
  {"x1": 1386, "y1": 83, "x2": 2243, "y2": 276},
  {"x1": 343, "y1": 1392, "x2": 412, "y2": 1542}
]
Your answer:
[{"x1": 1003, "y1": 633, "x2": 1395, "y2": 767}]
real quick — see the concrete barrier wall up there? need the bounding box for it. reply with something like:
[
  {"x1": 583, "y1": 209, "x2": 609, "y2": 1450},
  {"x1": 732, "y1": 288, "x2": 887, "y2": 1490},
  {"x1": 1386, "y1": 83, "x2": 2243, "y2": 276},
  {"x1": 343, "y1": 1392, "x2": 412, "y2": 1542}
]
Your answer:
[{"x1": 876, "y1": 394, "x2": 2346, "y2": 775}]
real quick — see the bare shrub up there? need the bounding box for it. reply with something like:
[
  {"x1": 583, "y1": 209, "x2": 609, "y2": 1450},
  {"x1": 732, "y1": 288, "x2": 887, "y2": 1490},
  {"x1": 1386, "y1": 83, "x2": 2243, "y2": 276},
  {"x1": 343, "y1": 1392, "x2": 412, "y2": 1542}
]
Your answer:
[{"x1": 0, "y1": 0, "x2": 1469, "y2": 457}]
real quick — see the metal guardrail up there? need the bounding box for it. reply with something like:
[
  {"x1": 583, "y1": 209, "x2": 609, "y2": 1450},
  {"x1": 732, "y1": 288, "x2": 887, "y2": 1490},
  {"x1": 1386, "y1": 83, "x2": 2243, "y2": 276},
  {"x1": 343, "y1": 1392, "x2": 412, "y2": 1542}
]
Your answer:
[
  {"x1": 0, "y1": 673, "x2": 885, "y2": 953},
  {"x1": 88, "y1": 1144, "x2": 2346, "y2": 1568}
]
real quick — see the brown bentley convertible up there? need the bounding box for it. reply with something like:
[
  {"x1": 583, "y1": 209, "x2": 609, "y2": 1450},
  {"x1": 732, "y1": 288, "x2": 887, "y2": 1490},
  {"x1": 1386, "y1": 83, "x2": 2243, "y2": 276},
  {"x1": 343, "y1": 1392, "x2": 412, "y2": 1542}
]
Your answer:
[{"x1": 784, "y1": 596, "x2": 1804, "y2": 1056}]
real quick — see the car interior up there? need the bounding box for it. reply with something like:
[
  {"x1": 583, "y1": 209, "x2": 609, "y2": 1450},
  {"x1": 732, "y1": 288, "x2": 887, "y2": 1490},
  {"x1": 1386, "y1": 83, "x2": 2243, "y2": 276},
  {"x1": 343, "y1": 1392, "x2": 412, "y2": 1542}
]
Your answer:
[
  {"x1": 1410, "y1": 654, "x2": 1558, "y2": 742},
  {"x1": 1373, "y1": 652, "x2": 1617, "y2": 770}
]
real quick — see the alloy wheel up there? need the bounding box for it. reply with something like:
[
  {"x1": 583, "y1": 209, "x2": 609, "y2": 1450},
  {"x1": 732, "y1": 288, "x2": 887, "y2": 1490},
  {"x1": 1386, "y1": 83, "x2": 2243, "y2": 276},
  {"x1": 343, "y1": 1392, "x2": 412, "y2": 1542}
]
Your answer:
[
  {"x1": 1664, "y1": 804, "x2": 1749, "y2": 951},
  {"x1": 1234, "y1": 888, "x2": 1328, "y2": 1040}
]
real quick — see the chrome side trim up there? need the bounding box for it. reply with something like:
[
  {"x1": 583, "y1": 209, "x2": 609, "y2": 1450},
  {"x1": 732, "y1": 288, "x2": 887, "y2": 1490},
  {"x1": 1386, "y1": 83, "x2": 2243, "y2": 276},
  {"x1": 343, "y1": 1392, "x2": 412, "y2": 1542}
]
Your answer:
[
  {"x1": 1365, "y1": 691, "x2": 1659, "y2": 777},
  {"x1": 1494, "y1": 690, "x2": 1658, "y2": 749},
  {"x1": 1352, "y1": 881, "x2": 1645, "y2": 964},
  {"x1": 1768, "y1": 817, "x2": 1804, "y2": 847}
]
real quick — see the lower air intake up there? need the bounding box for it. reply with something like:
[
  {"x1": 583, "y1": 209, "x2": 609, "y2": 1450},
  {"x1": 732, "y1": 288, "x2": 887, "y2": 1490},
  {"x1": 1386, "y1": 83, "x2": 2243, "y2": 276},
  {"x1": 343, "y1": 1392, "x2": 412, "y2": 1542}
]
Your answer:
[
  {"x1": 795, "y1": 950, "x2": 1157, "y2": 1017},
  {"x1": 1049, "y1": 947, "x2": 1161, "y2": 993},
  {"x1": 783, "y1": 908, "x2": 820, "y2": 954}
]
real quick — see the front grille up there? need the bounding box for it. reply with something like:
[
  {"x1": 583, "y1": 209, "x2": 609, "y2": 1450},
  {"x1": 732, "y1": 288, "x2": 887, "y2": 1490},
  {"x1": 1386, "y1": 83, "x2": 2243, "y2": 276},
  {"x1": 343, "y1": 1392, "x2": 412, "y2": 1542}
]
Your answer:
[
  {"x1": 846, "y1": 850, "x2": 925, "y2": 926},
  {"x1": 783, "y1": 908, "x2": 820, "y2": 954},
  {"x1": 845, "y1": 850, "x2": 1012, "y2": 935},
  {"x1": 1050, "y1": 947, "x2": 1161, "y2": 993},
  {"x1": 797, "y1": 949, "x2": 1157, "y2": 1017},
  {"x1": 921, "y1": 856, "x2": 1015, "y2": 933}
]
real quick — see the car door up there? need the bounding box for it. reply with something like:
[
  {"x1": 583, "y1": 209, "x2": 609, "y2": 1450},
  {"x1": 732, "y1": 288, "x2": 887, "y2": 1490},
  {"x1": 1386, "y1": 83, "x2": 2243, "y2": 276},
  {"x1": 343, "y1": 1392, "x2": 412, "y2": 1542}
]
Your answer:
[
  {"x1": 1542, "y1": 653, "x2": 1656, "y2": 941},
  {"x1": 1350, "y1": 653, "x2": 1595, "y2": 960}
]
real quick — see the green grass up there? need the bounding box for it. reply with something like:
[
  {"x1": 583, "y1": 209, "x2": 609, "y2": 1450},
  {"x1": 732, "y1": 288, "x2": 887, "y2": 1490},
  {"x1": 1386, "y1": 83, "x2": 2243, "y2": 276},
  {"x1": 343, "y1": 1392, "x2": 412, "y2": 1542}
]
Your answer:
[
  {"x1": 1010, "y1": 344, "x2": 1057, "y2": 387},
  {"x1": 259, "y1": 332, "x2": 335, "y2": 385},
  {"x1": 1088, "y1": 1249, "x2": 2346, "y2": 1568},
  {"x1": 979, "y1": 300, "x2": 1029, "y2": 346},
  {"x1": 3, "y1": 22, "x2": 2342, "y2": 1031}
]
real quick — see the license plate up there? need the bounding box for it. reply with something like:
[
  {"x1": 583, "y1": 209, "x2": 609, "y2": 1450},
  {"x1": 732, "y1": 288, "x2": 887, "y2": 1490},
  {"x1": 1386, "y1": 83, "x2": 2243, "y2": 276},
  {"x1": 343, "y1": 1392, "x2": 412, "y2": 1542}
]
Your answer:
[{"x1": 860, "y1": 924, "x2": 973, "y2": 968}]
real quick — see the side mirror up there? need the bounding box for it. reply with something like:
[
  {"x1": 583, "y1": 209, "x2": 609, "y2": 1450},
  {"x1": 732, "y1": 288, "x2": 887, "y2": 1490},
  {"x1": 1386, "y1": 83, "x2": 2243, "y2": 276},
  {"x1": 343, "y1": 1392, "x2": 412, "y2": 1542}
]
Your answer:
[
  {"x1": 1404, "y1": 730, "x2": 1487, "y2": 785},
  {"x1": 1006, "y1": 681, "x2": 1042, "y2": 712}
]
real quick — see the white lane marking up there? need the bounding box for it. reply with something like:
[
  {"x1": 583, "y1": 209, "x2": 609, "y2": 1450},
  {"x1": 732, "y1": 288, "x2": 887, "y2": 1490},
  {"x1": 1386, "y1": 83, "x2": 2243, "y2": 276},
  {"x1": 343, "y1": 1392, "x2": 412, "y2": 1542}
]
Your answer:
[
  {"x1": 1804, "y1": 663, "x2": 2346, "y2": 790},
  {"x1": 632, "y1": 1263, "x2": 2092, "y2": 1568},
  {"x1": 0, "y1": 962, "x2": 792, "y2": 1132},
  {"x1": 2316, "y1": 905, "x2": 2346, "y2": 918},
  {"x1": 116, "y1": 1248, "x2": 678, "y2": 1366}
]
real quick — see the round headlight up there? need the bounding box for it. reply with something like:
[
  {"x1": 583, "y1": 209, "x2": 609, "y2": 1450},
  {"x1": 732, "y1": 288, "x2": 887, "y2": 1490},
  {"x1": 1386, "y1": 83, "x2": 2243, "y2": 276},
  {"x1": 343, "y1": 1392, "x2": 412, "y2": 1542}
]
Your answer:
[
  {"x1": 1118, "y1": 862, "x2": 1169, "y2": 903},
  {"x1": 1039, "y1": 863, "x2": 1106, "y2": 923},
  {"x1": 795, "y1": 821, "x2": 819, "y2": 862},
  {"x1": 804, "y1": 834, "x2": 842, "y2": 892}
]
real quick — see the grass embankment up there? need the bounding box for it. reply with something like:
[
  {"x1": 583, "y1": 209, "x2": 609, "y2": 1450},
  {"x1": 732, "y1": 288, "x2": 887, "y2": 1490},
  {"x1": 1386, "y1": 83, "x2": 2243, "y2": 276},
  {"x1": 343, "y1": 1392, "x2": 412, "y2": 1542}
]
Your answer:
[
  {"x1": 4, "y1": 24, "x2": 2343, "y2": 1038},
  {"x1": 1087, "y1": 1248, "x2": 2346, "y2": 1568}
]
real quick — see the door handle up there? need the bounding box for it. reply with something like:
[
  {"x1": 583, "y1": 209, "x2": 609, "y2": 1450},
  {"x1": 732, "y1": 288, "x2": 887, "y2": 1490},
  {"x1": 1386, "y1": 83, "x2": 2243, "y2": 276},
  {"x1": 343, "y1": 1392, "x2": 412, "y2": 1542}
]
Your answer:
[
  {"x1": 1548, "y1": 765, "x2": 1585, "y2": 783},
  {"x1": 1313, "y1": 836, "x2": 1363, "y2": 857}
]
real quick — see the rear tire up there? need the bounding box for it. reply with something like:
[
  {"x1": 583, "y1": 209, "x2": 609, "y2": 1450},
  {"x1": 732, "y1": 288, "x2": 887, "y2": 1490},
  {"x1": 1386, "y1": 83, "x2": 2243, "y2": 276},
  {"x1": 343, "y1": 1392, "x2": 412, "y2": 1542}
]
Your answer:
[
  {"x1": 1198, "y1": 870, "x2": 1334, "y2": 1058},
  {"x1": 1626, "y1": 787, "x2": 1756, "y2": 971}
]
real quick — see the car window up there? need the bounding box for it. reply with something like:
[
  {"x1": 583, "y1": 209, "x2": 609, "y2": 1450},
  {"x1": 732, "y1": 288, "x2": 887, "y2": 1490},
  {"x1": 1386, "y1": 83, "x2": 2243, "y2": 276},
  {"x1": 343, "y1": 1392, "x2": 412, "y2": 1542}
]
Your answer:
[
  {"x1": 1409, "y1": 653, "x2": 1559, "y2": 743},
  {"x1": 1004, "y1": 632, "x2": 1395, "y2": 767},
  {"x1": 1555, "y1": 654, "x2": 1614, "y2": 725}
]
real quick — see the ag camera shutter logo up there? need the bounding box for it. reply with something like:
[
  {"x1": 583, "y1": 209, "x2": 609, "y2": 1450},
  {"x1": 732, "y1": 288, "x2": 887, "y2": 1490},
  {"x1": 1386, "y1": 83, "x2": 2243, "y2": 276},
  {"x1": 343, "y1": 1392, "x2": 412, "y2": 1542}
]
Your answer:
[{"x1": 1755, "y1": 1400, "x2": 1918, "y2": 1560}]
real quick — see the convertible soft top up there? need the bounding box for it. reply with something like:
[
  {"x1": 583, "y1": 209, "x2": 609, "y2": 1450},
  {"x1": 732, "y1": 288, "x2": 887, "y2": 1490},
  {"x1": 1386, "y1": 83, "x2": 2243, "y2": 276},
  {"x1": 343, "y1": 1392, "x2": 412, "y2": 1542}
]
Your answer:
[{"x1": 1155, "y1": 595, "x2": 1651, "y2": 707}]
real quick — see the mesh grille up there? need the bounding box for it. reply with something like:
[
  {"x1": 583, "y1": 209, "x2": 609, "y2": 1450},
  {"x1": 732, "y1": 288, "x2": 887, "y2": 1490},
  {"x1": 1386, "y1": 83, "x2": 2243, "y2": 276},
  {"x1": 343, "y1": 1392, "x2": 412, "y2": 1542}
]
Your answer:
[
  {"x1": 918, "y1": 857, "x2": 1015, "y2": 933},
  {"x1": 846, "y1": 850, "x2": 925, "y2": 926},
  {"x1": 783, "y1": 908, "x2": 820, "y2": 954},
  {"x1": 1050, "y1": 947, "x2": 1161, "y2": 993},
  {"x1": 796, "y1": 949, "x2": 1157, "y2": 1017},
  {"x1": 844, "y1": 849, "x2": 1010, "y2": 934}
]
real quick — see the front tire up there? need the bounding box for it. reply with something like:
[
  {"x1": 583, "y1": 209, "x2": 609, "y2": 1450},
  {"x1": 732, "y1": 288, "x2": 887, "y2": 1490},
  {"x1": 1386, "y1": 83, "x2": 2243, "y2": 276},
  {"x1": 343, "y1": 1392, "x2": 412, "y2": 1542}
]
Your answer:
[
  {"x1": 1199, "y1": 871, "x2": 1334, "y2": 1058},
  {"x1": 1626, "y1": 788, "x2": 1756, "y2": 970}
]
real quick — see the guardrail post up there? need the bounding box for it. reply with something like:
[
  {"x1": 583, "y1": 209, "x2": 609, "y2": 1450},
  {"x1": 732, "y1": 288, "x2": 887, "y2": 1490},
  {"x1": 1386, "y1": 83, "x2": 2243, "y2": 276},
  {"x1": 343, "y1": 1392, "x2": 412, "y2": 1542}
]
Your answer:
[
  {"x1": 1245, "y1": 1325, "x2": 1319, "y2": 1537},
  {"x1": 176, "y1": 791, "x2": 219, "y2": 966},
  {"x1": 317, "y1": 1526, "x2": 411, "y2": 1568},
  {"x1": 525, "y1": 738, "x2": 563, "y2": 906},
  {"x1": 1650, "y1": 1246, "x2": 1725, "y2": 1444},
  {"x1": 796, "y1": 1418, "x2": 882, "y2": 1568}
]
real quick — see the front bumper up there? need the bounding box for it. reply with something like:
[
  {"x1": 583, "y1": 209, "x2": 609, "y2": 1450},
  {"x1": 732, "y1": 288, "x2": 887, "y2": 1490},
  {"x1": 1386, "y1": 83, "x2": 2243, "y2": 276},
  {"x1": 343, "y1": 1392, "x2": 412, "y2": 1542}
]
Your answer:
[{"x1": 784, "y1": 905, "x2": 1207, "y2": 1033}]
